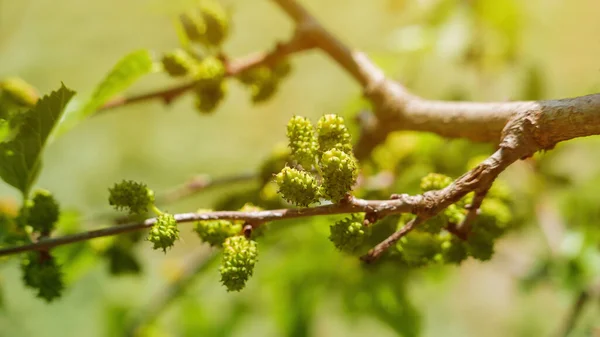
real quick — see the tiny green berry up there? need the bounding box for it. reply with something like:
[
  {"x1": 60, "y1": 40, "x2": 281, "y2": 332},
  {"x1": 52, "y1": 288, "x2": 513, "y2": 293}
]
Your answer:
[
  {"x1": 329, "y1": 214, "x2": 370, "y2": 253},
  {"x1": 161, "y1": 49, "x2": 197, "y2": 77},
  {"x1": 199, "y1": 0, "x2": 229, "y2": 47},
  {"x1": 275, "y1": 167, "x2": 320, "y2": 207},
  {"x1": 108, "y1": 180, "x2": 155, "y2": 215},
  {"x1": 179, "y1": 12, "x2": 206, "y2": 42},
  {"x1": 147, "y1": 213, "x2": 179, "y2": 252}
]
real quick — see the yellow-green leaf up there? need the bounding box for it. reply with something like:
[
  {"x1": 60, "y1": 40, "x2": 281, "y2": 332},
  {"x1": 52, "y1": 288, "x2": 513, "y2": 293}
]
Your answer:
[{"x1": 0, "y1": 84, "x2": 75, "y2": 197}]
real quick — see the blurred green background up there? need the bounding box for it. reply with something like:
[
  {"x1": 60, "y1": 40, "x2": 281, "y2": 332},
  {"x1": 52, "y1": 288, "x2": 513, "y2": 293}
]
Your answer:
[{"x1": 1, "y1": 0, "x2": 600, "y2": 336}]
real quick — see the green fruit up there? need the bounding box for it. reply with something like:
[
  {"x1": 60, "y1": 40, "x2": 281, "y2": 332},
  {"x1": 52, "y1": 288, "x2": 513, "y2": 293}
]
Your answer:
[
  {"x1": 108, "y1": 180, "x2": 154, "y2": 215},
  {"x1": 329, "y1": 214, "x2": 370, "y2": 253},
  {"x1": 147, "y1": 213, "x2": 179, "y2": 252},
  {"x1": 275, "y1": 167, "x2": 320, "y2": 207},
  {"x1": 219, "y1": 236, "x2": 258, "y2": 292},
  {"x1": 319, "y1": 149, "x2": 358, "y2": 202}
]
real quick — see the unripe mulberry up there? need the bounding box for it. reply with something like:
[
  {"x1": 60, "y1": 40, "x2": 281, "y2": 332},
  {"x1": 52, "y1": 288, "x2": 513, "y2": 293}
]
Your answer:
[
  {"x1": 219, "y1": 236, "x2": 258, "y2": 292},
  {"x1": 275, "y1": 167, "x2": 320, "y2": 207},
  {"x1": 329, "y1": 214, "x2": 369, "y2": 253},
  {"x1": 26, "y1": 189, "x2": 60, "y2": 235},
  {"x1": 108, "y1": 180, "x2": 154, "y2": 215},
  {"x1": 147, "y1": 213, "x2": 179, "y2": 252},
  {"x1": 199, "y1": 0, "x2": 230, "y2": 47},
  {"x1": 319, "y1": 149, "x2": 358, "y2": 202},
  {"x1": 316, "y1": 114, "x2": 352, "y2": 154},
  {"x1": 161, "y1": 49, "x2": 197, "y2": 77},
  {"x1": 21, "y1": 252, "x2": 64, "y2": 302},
  {"x1": 286, "y1": 116, "x2": 318, "y2": 169}
]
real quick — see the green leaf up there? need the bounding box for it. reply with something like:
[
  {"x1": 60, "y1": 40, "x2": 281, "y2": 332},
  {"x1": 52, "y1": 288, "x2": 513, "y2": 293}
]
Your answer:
[
  {"x1": 56, "y1": 49, "x2": 156, "y2": 136},
  {"x1": 0, "y1": 84, "x2": 75, "y2": 197}
]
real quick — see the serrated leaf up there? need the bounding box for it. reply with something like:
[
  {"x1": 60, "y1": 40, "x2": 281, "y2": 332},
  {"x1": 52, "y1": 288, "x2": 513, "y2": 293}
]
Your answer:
[
  {"x1": 56, "y1": 49, "x2": 156, "y2": 136},
  {"x1": 0, "y1": 84, "x2": 75, "y2": 197}
]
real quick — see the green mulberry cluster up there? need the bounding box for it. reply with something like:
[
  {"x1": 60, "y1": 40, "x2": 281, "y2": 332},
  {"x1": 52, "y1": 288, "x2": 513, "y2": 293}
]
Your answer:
[
  {"x1": 23, "y1": 189, "x2": 60, "y2": 235},
  {"x1": 286, "y1": 116, "x2": 318, "y2": 168},
  {"x1": 397, "y1": 173, "x2": 514, "y2": 265},
  {"x1": 219, "y1": 236, "x2": 259, "y2": 292},
  {"x1": 274, "y1": 115, "x2": 359, "y2": 206},
  {"x1": 319, "y1": 149, "x2": 358, "y2": 202},
  {"x1": 316, "y1": 114, "x2": 352, "y2": 154},
  {"x1": 108, "y1": 180, "x2": 154, "y2": 215},
  {"x1": 275, "y1": 167, "x2": 320, "y2": 207},
  {"x1": 21, "y1": 252, "x2": 64, "y2": 302},
  {"x1": 194, "y1": 209, "x2": 241, "y2": 247},
  {"x1": 147, "y1": 213, "x2": 180, "y2": 252},
  {"x1": 329, "y1": 214, "x2": 370, "y2": 253},
  {"x1": 420, "y1": 173, "x2": 453, "y2": 191},
  {"x1": 236, "y1": 61, "x2": 292, "y2": 103}
]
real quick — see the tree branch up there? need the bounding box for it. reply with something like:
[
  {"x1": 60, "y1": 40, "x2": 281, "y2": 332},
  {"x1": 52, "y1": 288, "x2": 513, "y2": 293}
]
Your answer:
[
  {"x1": 269, "y1": 0, "x2": 600, "y2": 160},
  {"x1": 0, "y1": 140, "x2": 520, "y2": 259}
]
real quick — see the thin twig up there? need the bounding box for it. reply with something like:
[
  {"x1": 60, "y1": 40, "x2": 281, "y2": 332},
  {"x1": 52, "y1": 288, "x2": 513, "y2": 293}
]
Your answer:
[
  {"x1": 556, "y1": 290, "x2": 590, "y2": 337},
  {"x1": 360, "y1": 216, "x2": 423, "y2": 263}
]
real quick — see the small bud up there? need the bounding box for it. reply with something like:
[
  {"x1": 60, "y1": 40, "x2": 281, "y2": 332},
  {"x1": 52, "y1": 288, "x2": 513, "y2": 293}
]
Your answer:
[
  {"x1": 179, "y1": 12, "x2": 206, "y2": 42},
  {"x1": 219, "y1": 236, "x2": 258, "y2": 292},
  {"x1": 147, "y1": 213, "x2": 179, "y2": 252},
  {"x1": 316, "y1": 114, "x2": 352, "y2": 154},
  {"x1": 108, "y1": 180, "x2": 155, "y2": 215},
  {"x1": 161, "y1": 49, "x2": 198, "y2": 77},
  {"x1": 199, "y1": 0, "x2": 230, "y2": 47},
  {"x1": 319, "y1": 149, "x2": 358, "y2": 203},
  {"x1": 286, "y1": 116, "x2": 318, "y2": 168},
  {"x1": 193, "y1": 56, "x2": 226, "y2": 85},
  {"x1": 194, "y1": 80, "x2": 227, "y2": 114},
  {"x1": 236, "y1": 66, "x2": 279, "y2": 103},
  {"x1": 275, "y1": 167, "x2": 320, "y2": 207},
  {"x1": 329, "y1": 214, "x2": 370, "y2": 253}
]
